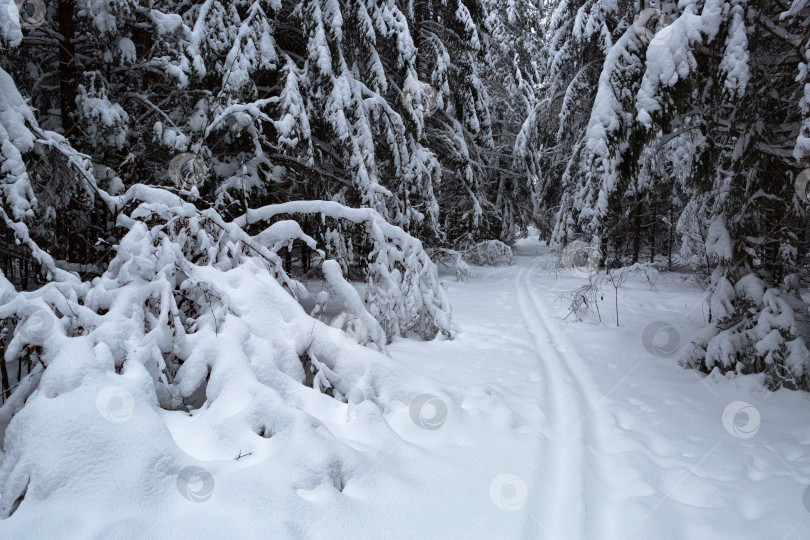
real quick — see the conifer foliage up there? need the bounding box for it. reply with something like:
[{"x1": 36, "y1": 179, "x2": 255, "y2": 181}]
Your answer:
[{"x1": 531, "y1": 0, "x2": 810, "y2": 389}]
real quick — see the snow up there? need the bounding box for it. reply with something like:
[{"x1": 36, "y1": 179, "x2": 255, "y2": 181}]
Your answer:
[
  {"x1": 636, "y1": 8, "x2": 702, "y2": 126},
  {"x1": 463, "y1": 240, "x2": 515, "y2": 267},
  {"x1": 719, "y1": 2, "x2": 750, "y2": 98},
  {"x1": 0, "y1": 0, "x2": 23, "y2": 47},
  {"x1": 2, "y1": 1, "x2": 806, "y2": 534},
  {"x1": 705, "y1": 217, "x2": 732, "y2": 260},
  {"x1": 2, "y1": 237, "x2": 809, "y2": 538}
]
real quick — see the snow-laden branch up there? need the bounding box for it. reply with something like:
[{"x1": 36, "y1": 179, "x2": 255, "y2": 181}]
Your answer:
[{"x1": 236, "y1": 200, "x2": 456, "y2": 340}]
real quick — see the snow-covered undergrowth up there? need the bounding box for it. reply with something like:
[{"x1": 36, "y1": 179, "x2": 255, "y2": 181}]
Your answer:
[
  {"x1": 427, "y1": 248, "x2": 475, "y2": 282},
  {"x1": 425, "y1": 241, "x2": 515, "y2": 282},
  {"x1": 0, "y1": 179, "x2": 466, "y2": 522},
  {"x1": 463, "y1": 240, "x2": 515, "y2": 267},
  {"x1": 681, "y1": 272, "x2": 810, "y2": 391}
]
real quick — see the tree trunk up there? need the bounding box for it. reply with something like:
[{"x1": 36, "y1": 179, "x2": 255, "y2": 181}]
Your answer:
[
  {"x1": 57, "y1": 0, "x2": 77, "y2": 135},
  {"x1": 0, "y1": 344, "x2": 9, "y2": 404},
  {"x1": 600, "y1": 234, "x2": 608, "y2": 269},
  {"x1": 413, "y1": 0, "x2": 427, "y2": 51},
  {"x1": 668, "y1": 195, "x2": 674, "y2": 271},
  {"x1": 632, "y1": 197, "x2": 641, "y2": 264},
  {"x1": 650, "y1": 200, "x2": 656, "y2": 263}
]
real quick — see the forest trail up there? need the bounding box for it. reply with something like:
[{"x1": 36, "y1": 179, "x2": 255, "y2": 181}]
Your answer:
[
  {"x1": 390, "y1": 237, "x2": 810, "y2": 540},
  {"x1": 390, "y1": 240, "x2": 624, "y2": 538},
  {"x1": 515, "y1": 255, "x2": 612, "y2": 539}
]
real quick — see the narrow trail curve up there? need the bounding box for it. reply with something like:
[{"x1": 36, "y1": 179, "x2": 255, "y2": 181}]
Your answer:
[{"x1": 516, "y1": 255, "x2": 614, "y2": 539}]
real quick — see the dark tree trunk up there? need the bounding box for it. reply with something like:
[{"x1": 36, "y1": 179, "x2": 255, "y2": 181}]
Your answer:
[
  {"x1": 668, "y1": 196, "x2": 674, "y2": 271},
  {"x1": 57, "y1": 0, "x2": 77, "y2": 135},
  {"x1": 0, "y1": 342, "x2": 9, "y2": 404},
  {"x1": 650, "y1": 200, "x2": 656, "y2": 263},
  {"x1": 632, "y1": 197, "x2": 641, "y2": 264},
  {"x1": 600, "y1": 234, "x2": 608, "y2": 269},
  {"x1": 413, "y1": 0, "x2": 427, "y2": 53}
]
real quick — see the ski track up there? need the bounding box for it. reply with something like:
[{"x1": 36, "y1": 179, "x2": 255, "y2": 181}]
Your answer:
[
  {"x1": 386, "y1": 244, "x2": 810, "y2": 539},
  {"x1": 516, "y1": 255, "x2": 612, "y2": 540}
]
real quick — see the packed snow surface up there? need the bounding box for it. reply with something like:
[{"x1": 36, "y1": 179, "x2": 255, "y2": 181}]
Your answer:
[{"x1": 1, "y1": 237, "x2": 809, "y2": 539}]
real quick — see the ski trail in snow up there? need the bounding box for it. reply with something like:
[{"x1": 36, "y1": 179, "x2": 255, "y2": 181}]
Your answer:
[{"x1": 516, "y1": 256, "x2": 612, "y2": 539}]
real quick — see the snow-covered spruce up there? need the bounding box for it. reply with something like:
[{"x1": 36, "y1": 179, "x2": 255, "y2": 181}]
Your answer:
[
  {"x1": 0, "y1": 0, "x2": 541, "y2": 251},
  {"x1": 527, "y1": 1, "x2": 810, "y2": 389}
]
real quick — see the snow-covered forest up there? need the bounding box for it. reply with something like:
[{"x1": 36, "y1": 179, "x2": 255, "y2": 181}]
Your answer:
[{"x1": 1, "y1": 0, "x2": 810, "y2": 538}]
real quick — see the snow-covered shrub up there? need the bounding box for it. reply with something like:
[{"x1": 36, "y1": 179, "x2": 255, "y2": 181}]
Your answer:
[
  {"x1": 463, "y1": 240, "x2": 515, "y2": 267},
  {"x1": 427, "y1": 248, "x2": 475, "y2": 282},
  {"x1": 617, "y1": 262, "x2": 661, "y2": 289},
  {"x1": 681, "y1": 272, "x2": 810, "y2": 391},
  {"x1": 0, "y1": 183, "x2": 456, "y2": 395},
  {"x1": 559, "y1": 280, "x2": 603, "y2": 324}
]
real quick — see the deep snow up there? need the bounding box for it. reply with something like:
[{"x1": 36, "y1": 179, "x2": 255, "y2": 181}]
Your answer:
[{"x1": 2, "y1": 236, "x2": 809, "y2": 539}]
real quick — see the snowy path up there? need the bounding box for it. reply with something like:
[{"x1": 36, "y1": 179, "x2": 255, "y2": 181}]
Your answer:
[
  {"x1": 389, "y1": 238, "x2": 810, "y2": 540},
  {"x1": 515, "y1": 258, "x2": 609, "y2": 538}
]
